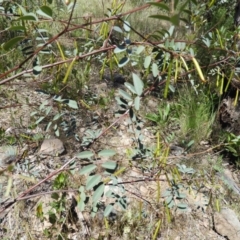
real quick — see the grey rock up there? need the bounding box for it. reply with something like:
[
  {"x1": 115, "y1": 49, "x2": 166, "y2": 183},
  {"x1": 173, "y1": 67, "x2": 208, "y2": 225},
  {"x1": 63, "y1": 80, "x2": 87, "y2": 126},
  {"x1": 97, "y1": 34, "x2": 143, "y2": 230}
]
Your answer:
[
  {"x1": 38, "y1": 138, "x2": 65, "y2": 157},
  {"x1": 92, "y1": 82, "x2": 108, "y2": 96},
  {"x1": 0, "y1": 146, "x2": 18, "y2": 168},
  {"x1": 146, "y1": 98, "x2": 158, "y2": 109},
  {"x1": 219, "y1": 169, "x2": 240, "y2": 196},
  {"x1": 214, "y1": 208, "x2": 240, "y2": 240},
  {"x1": 170, "y1": 145, "x2": 185, "y2": 156}
]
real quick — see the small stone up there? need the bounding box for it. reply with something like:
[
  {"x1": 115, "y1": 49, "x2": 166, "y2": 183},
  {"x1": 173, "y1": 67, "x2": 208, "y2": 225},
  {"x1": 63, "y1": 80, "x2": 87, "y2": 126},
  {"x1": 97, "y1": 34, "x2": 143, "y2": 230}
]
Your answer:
[
  {"x1": 146, "y1": 98, "x2": 158, "y2": 109},
  {"x1": 170, "y1": 145, "x2": 184, "y2": 156},
  {"x1": 214, "y1": 208, "x2": 240, "y2": 240},
  {"x1": 0, "y1": 146, "x2": 18, "y2": 168},
  {"x1": 200, "y1": 140, "x2": 209, "y2": 145},
  {"x1": 139, "y1": 185, "x2": 148, "y2": 196},
  {"x1": 39, "y1": 138, "x2": 65, "y2": 157}
]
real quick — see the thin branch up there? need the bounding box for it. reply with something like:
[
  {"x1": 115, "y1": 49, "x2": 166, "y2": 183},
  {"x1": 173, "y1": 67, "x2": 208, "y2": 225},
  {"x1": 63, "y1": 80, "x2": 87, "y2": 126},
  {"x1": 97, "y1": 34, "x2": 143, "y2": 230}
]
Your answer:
[
  {"x1": 0, "y1": 45, "x2": 114, "y2": 84},
  {"x1": 66, "y1": 0, "x2": 77, "y2": 29},
  {"x1": 0, "y1": 0, "x2": 162, "y2": 81},
  {"x1": 0, "y1": 156, "x2": 76, "y2": 214}
]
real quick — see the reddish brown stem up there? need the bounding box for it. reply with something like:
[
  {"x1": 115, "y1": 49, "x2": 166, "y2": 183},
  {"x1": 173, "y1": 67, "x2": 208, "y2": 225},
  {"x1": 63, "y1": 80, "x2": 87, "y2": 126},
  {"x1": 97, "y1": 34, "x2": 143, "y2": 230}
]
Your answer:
[{"x1": 0, "y1": 0, "x2": 162, "y2": 82}]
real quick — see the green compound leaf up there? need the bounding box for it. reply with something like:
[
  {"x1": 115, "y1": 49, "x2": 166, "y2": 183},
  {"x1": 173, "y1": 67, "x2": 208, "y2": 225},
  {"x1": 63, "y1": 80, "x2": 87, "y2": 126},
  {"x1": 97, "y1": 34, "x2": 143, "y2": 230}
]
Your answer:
[
  {"x1": 7, "y1": 26, "x2": 26, "y2": 31},
  {"x1": 119, "y1": 56, "x2": 129, "y2": 67},
  {"x1": 176, "y1": 193, "x2": 186, "y2": 199},
  {"x1": 18, "y1": 13, "x2": 38, "y2": 21},
  {"x1": 105, "y1": 190, "x2": 114, "y2": 198},
  {"x1": 115, "y1": 96, "x2": 128, "y2": 108},
  {"x1": 124, "y1": 82, "x2": 137, "y2": 94},
  {"x1": 169, "y1": 84, "x2": 175, "y2": 93},
  {"x1": 33, "y1": 66, "x2": 42, "y2": 75},
  {"x1": 101, "y1": 161, "x2": 117, "y2": 170},
  {"x1": 76, "y1": 151, "x2": 94, "y2": 159},
  {"x1": 129, "y1": 108, "x2": 136, "y2": 122},
  {"x1": 78, "y1": 199, "x2": 85, "y2": 211},
  {"x1": 123, "y1": 20, "x2": 131, "y2": 32},
  {"x1": 132, "y1": 73, "x2": 144, "y2": 96},
  {"x1": 119, "y1": 89, "x2": 132, "y2": 101},
  {"x1": 63, "y1": 99, "x2": 78, "y2": 109},
  {"x1": 39, "y1": 49, "x2": 51, "y2": 54},
  {"x1": 177, "y1": 203, "x2": 188, "y2": 209},
  {"x1": 36, "y1": 6, "x2": 53, "y2": 19},
  {"x1": 170, "y1": 14, "x2": 180, "y2": 26},
  {"x1": 79, "y1": 164, "x2": 97, "y2": 175},
  {"x1": 152, "y1": 62, "x2": 159, "y2": 77},
  {"x1": 162, "y1": 190, "x2": 172, "y2": 197},
  {"x1": 86, "y1": 174, "x2": 101, "y2": 190},
  {"x1": 98, "y1": 149, "x2": 116, "y2": 157},
  {"x1": 2, "y1": 36, "x2": 25, "y2": 51},
  {"x1": 149, "y1": 15, "x2": 171, "y2": 22},
  {"x1": 166, "y1": 199, "x2": 174, "y2": 208},
  {"x1": 93, "y1": 183, "x2": 105, "y2": 203},
  {"x1": 39, "y1": 100, "x2": 48, "y2": 110},
  {"x1": 44, "y1": 106, "x2": 52, "y2": 115},
  {"x1": 55, "y1": 128, "x2": 60, "y2": 137},
  {"x1": 117, "y1": 197, "x2": 127, "y2": 210},
  {"x1": 79, "y1": 186, "x2": 85, "y2": 195},
  {"x1": 53, "y1": 113, "x2": 64, "y2": 121},
  {"x1": 148, "y1": 2, "x2": 170, "y2": 12},
  {"x1": 113, "y1": 26, "x2": 123, "y2": 33},
  {"x1": 35, "y1": 116, "x2": 45, "y2": 125},
  {"x1": 114, "y1": 46, "x2": 126, "y2": 54},
  {"x1": 78, "y1": 187, "x2": 86, "y2": 211},
  {"x1": 22, "y1": 46, "x2": 34, "y2": 55},
  {"x1": 134, "y1": 96, "x2": 140, "y2": 110},
  {"x1": 45, "y1": 122, "x2": 52, "y2": 132},
  {"x1": 17, "y1": 4, "x2": 27, "y2": 15},
  {"x1": 136, "y1": 45, "x2": 145, "y2": 54},
  {"x1": 104, "y1": 204, "x2": 114, "y2": 217},
  {"x1": 144, "y1": 55, "x2": 151, "y2": 68},
  {"x1": 165, "y1": 196, "x2": 173, "y2": 205},
  {"x1": 30, "y1": 111, "x2": 37, "y2": 117}
]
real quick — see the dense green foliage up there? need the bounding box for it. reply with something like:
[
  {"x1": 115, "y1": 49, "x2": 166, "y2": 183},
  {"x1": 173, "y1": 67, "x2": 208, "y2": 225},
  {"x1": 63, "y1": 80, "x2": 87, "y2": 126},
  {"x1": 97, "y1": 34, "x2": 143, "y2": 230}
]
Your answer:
[{"x1": 1, "y1": 0, "x2": 240, "y2": 238}]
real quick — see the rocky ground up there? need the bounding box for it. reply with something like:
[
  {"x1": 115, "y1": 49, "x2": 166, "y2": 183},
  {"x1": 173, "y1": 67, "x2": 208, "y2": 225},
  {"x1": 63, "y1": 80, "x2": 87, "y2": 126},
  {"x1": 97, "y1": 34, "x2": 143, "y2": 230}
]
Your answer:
[{"x1": 1, "y1": 75, "x2": 240, "y2": 239}]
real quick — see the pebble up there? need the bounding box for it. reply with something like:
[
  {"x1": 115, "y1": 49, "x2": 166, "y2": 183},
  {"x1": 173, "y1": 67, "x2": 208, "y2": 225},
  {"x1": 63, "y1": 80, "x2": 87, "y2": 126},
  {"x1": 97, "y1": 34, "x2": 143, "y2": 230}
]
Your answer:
[
  {"x1": 214, "y1": 207, "x2": 240, "y2": 240},
  {"x1": 0, "y1": 146, "x2": 18, "y2": 168},
  {"x1": 38, "y1": 138, "x2": 65, "y2": 157}
]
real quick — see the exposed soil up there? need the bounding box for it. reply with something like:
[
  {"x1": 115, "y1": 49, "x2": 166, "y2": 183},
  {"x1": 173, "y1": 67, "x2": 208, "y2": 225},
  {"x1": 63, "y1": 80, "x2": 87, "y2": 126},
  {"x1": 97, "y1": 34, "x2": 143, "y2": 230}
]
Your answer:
[{"x1": 1, "y1": 73, "x2": 240, "y2": 240}]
